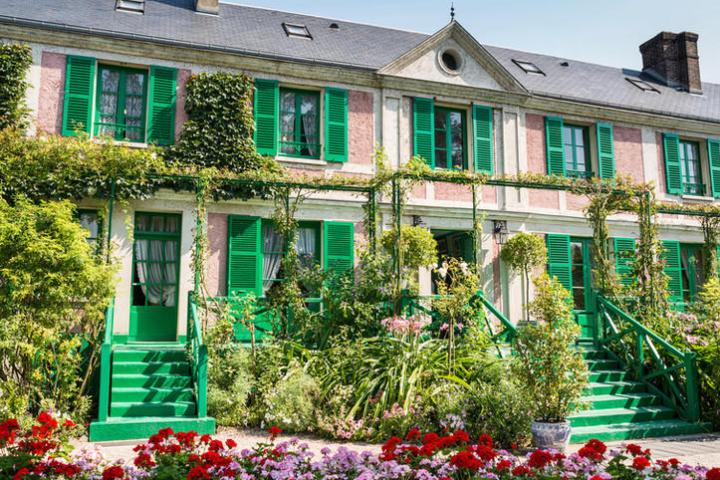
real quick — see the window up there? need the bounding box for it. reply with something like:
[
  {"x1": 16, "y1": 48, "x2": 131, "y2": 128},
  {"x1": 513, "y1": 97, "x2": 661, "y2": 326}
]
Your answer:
[
  {"x1": 78, "y1": 209, "x2": 101, "y2": 247},
  {"x1": 131, "y1": 213, "x2": 181, "y2": 308},
  {"x1": 680, "y1": 244, "x2": 705, "y2": 303},
  {"x1": 563, "y1": 124, "x2": 591, "y2": 178},
  {"x1": 94, "y1": 65, "x2": 148, "y2": 143},
  {"x1": 279, "y1": 88, "x2": 320, "y2": 158},
  {"x1": 116, "y1": 0, "x2": 145, "y2": 13},
  {"x1": 261, "y1": 220, "x2": 321, "y2": 295},
  {"x1": 282, "y1": 23, "x2": 312, "y2": 39},
  {"x1": 434, "y1": 107, "x2": 466, "y2": 170},
  {"x1": 679, "y1": 140, "x2": 704, "y2": 195},
  {"x1": 512, "y1": 59, "x2": 544, "y2": 75},
  {"x1": 432, "y1": 230, "x2": 473, "y2": 294},
  {"x1": 439, "y1": 49, "x2": 463, "y2": 74},
  {"x1": 626, "y1": 77, "x2": 660, "y2": 93}
]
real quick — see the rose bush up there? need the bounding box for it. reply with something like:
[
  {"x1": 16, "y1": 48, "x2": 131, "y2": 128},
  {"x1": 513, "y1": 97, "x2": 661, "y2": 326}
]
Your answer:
[{"x1": 2, "y1": 413, "x2": 718, "y2": 480}]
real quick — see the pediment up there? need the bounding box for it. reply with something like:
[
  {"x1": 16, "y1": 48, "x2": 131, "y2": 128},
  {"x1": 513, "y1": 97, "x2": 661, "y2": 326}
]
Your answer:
[{"x1": 378, "y1": 21, "x2": 526, "y2": 94}]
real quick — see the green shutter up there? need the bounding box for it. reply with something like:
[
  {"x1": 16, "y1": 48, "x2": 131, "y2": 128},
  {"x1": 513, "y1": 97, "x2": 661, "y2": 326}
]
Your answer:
[
  {"x1": 472, "y1": 104, "x2": 494, "y2": 174},
  {"x1": 253, "y1": 79, "x2": 279, "y2": 156},
  {"x1": 663, "y1": 134, "x2": 683, "y2": 195},
  {"x1": 661, "y1": 240, "x2": 683, "y2": 303},
  {"x1": 323, "y1": 221, "x2": 354, "y2": 275},
  {"x1": 546, "y1": 234, "x2": 572, "y2": 292},
  {"x1": 147, "y1": 66, "x2": 177, "y2": 145},
  {"x1": 61, "y1": 55, "x2": 96, "y2": 136},
  {"x1": 227, "y1": 216, "x2": 263, "y2": 297},
  {"x1": 324, "y1": 87, "x2": 348, "y2": 162},
  {"x1": 708, "y1": 139, "x2": 720, "y2": 198},
  {"x1": 596, "y1": 123, "x2": 615, "y2": 180},
  {"x1": 614, "y1": 238, "x2": 636, "y2": 287},
  {"x1": 413, "y1": 97, "x2": 435, "y2": 167},
  {"x1": 545, "y1": 116, "x2": 565, "y2": 176}
]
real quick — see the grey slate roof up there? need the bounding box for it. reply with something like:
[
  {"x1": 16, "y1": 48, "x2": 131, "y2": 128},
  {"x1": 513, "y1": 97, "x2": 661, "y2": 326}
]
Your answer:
[{"x1": 1, "y1": 0, "x2": 719, "y2": 123}]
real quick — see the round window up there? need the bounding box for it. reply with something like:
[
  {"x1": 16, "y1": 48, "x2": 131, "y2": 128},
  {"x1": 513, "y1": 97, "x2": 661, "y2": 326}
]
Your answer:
[{"x1": 438, "y1": 49, "x2": 463, "y2": 75}]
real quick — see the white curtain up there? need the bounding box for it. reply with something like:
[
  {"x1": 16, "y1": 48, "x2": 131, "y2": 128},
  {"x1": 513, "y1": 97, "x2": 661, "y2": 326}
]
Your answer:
[
  {"x1": 163, "y1": 240, "x2": 178, "y2": 307},
  {"x1": 301, "y1": 96, "x2": 318, "y2": 157},
  {"x1": 296, "y1": 227, "x2": 317, "y2": 268},
  {"x1": 135, "y1": 239, "x2": 164, "y2": 305},
  {"x1": 263, "y1": 225, "x2": 284, "y2": 294}
]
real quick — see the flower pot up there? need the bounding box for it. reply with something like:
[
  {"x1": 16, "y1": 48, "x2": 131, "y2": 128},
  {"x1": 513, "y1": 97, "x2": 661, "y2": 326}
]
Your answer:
[{"x1": 531, "y1": 420, "x2": 571, "y2": 451}]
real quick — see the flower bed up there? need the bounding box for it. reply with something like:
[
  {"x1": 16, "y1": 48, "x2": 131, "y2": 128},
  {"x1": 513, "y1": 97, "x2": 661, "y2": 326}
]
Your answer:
[{"x1": 1, "y1": 413, "x2": 718, "y2": 480}]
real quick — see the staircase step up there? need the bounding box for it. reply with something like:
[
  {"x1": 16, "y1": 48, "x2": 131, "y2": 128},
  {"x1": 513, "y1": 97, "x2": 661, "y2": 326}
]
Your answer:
[
  {"x1": 584, "y1": 381, "x2": 646, "y2": 396},
  {"x1": 112, "y1": 361, "x2": 191, "y2": 375},
  {"x1": 111, "y1": 387, "x2": 194, "y2": 403},
  {"x1": 110, "y1": 401, "x2": 196, "y2": 417},
  {"x1": 113, "y1": 349, "x2": 187, "y2": 363},
  {"x1": 582, "y1": 393, "x2": 662, "y2": 410},
  {"x1": 112, "y1": 374, "x2": 192, "y2": 389},
  {"x1": 89, "y1": 416, "x2": 215, "y2": 442},
  {"x1": 569, "y1": 406, "x2": 677, "y2": 427},
  {"x1": 571, "y1": 419, "x2": 711, "y2": 443},
  {"x1": 579, "y1": 348, "x2": 607, "y2": 360},
  {"x1": 587, "y1": 359, "x2": 621, "y2": 371},
  {"x1": 589, "y1": 370, "x2": 629, "y2": 382}
]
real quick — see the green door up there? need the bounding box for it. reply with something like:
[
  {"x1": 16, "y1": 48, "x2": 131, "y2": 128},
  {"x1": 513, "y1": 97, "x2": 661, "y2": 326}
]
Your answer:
[
  {"x1": 570, "y1": 238, "x2": 596, "y2": 342},
  {"x1": 129, "y1": 213, "x2": 182, "y2": 342}
]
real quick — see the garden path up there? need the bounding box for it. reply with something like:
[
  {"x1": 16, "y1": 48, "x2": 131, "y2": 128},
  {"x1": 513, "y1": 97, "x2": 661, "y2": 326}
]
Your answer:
[{"x1": 74, "y1": 429, "x2": 720, "y2": 467}]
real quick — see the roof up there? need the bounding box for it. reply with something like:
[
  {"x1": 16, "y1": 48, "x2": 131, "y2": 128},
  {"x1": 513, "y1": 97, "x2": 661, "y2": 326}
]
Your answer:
[{"x1": 1, "y1": 0, "x2": 719, "y2": 123}]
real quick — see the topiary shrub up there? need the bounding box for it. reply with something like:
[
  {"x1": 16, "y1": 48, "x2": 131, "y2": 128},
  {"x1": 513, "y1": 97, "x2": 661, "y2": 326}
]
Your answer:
[
  {"x1": 500, "y1": 232, "x2": 546, "y2": 321},
  {"x1": 0, "y1": 43, "x2": 32, "y2": 131}
]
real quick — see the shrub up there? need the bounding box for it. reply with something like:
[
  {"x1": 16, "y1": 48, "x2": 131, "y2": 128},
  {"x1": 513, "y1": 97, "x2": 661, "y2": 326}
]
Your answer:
[
  {"x1": 0, "y1": 43, "x2": 32, "y2": 131},
  {"x1": 500, "y1": 232, "x2": 546, "y2": 321},
  {"x1": 0, "y1": 198, "x2": 114, "y2": 419},
  {"x1": 263, "y1": 363, "x2": 320, "y2": 432},
  {"x1": 512, "y1": 274, "x2": 587, "y2": 423}
]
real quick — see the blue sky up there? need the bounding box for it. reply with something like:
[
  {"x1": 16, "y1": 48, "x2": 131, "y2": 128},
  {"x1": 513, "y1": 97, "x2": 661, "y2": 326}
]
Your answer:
[{"x1": 226, "y1": 0, "x2": 720, "y2": 83}]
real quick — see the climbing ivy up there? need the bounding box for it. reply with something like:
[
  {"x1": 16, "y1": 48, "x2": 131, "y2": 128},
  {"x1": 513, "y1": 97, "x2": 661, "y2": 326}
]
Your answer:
[{"x1": 0, "y1": 43, "x2": 32, "y2": 131}]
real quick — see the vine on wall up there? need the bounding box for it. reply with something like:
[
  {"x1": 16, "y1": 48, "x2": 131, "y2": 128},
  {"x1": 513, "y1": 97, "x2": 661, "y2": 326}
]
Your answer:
[{"x1": 0, "y1": 43, "x2": 32, "y2": 131}]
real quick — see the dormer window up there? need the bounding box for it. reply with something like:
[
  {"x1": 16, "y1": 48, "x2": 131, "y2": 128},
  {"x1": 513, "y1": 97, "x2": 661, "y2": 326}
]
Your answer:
[
  {"x1": 512, "y1": 59, "x2": 544, "y2": 75},
  {"x1": 116, "y1": 0, "x2": 145, "y2": 14},
  {"x1": 283, "y1": 23, "x2": 312, "y2": 39},
  {"x1": 626, "y1": 77, "x2": 660, "y2": 93}
]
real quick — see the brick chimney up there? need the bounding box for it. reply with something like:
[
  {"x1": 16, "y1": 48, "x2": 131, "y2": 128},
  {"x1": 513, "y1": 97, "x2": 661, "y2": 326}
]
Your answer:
[
  {"x1": 195, "y1": 0, "x2": 219, "y2": 14},
  {"x1": 639, "y1": 32, "x2": 702, "y2": 94}
]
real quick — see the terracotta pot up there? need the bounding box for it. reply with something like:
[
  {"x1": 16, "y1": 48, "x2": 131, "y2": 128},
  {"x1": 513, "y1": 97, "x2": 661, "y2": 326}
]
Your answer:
[{"x1": 531, "y1": 420, "x2": 571, "y2": 451}]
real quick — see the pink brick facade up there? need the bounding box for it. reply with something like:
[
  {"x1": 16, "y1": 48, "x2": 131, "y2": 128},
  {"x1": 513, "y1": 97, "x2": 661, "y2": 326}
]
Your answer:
[
  {"x1": 614, "y1": 126, "x2": 644, "y2": 183},
  {"x1": 206, "y1": 213, "x2": 228, "y2": 297},
  {"x1": 435, "y1": 182, "x2": 473, "y2": 202},
  {"x1": 174, "y1": 68, "x2": 192, "y2": 141},
  {"x1": 348, "y1": 90, "x2": 374, "y2": 165},
  {"x1": 656, "y1": 132, "x2": 668, "y2": 195},
  {"x1": 38, "y1": 52, "x2": 66, "y2": 135},
  {"x1": 526, "y1": 114, "x2": 560, "y2": 209}
]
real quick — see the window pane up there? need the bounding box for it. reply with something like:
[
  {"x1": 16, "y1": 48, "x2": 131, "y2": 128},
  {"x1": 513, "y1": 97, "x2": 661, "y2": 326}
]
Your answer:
[
  {"x1": 101, "y1": 69, "x2": 120, "y2": 94},
  {"x1": 571, "y1": 243, "x2": 583, "y2": 263},
  {"x1": 79, "y1": 211, "x2": 100, "y2": 243},
  {"x1": 573, "y1": 288, "x2": 585, "y2": 310},
  {"x1": 280, "y1": 91, "x2": 297, "y2": 154},
  {"x1": 450, "y1": 111, "x2": 463, "y2": 169},
  {"x1": 126, "y1": 73, "x2": 145, "y2": 96},
  {"x1": 299, "y1": 94, "x2": 319, "y2": 156}
]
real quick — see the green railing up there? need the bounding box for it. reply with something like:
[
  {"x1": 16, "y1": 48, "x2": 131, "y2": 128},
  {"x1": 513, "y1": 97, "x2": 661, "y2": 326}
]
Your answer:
[
  {"x1": 187, "y1": 292, "x2": 208, "y2": 418},
  {"x1": 476, "y1": 292, "x2": 517, "y2": 347},
  {"x1": 596, "y1": 295, "x2": 700, "y2": 422},
  {"x1": 96, "y1": 300, "x2": 115, "y2": 422}
]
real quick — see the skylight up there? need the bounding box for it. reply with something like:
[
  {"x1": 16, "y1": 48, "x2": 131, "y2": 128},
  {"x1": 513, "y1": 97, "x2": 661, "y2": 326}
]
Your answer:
[
  {"x1": 626, "y1": 78, "x2": 660, "y2": 93},
  {"x1": 116, "y1": 0, "x2": 145, "y2": 14},
  {"x1": 512, "y1": 59, "x2": 544, "y2": 75},
  {"x1": 283, "y1": 23, "x2": 312, "y2": 39}
]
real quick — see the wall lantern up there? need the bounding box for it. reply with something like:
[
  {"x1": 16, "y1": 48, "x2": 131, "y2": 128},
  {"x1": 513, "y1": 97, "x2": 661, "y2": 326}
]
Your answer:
[
  {"x1": 412, "y1": 215, "x2": 427, "y2": 228},
  {"x1": 493, "y1": 220, "x2": 509, "y2": 245}
]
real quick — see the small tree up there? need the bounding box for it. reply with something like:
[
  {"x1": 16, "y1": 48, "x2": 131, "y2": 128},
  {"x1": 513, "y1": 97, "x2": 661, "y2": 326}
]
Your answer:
[
  {"x1": 381, "y1": 225, "x2": 438, "y2": 295},
  {"x1": 512, "y1": 274, "x2": 588, "y2": 423},
  {"x1": 500, "y1": 232, "x2": 546, "y2": 321}
]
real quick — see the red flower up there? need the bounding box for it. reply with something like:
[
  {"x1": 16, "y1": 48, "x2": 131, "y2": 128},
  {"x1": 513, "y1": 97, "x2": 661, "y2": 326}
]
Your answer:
[
  {"x1": 668, "y1": 458, "x2": 680, "y2": 467},
  {"x1": 422, "y1": 432, "x2": 440, "y2": 445},
  {"x1": 62, "y1": 419, "x2": 76, "y2": 428},
  {"x1": 477, "y1": 433, "x2": 493, "y2": 448},
  {"x1": 707, "y1": 467, "x2": 720, "y2": 480},
  {"x1": 157, "y1": 427, "x2": 174, "y2": 438},
  {"x1": 626, "y1": 443, "x2": 644, "y2": 456},
  {"x1": 102, "y1": 465, "x2": 125, "y2": 480},
  {"x1": 590, "y1": 476, "x2": 605, "y2": 480},
  {"x1": 226, "y1": 439, "x2": 237, "y2": 449},
  {"x1": 134, "y1": 453, "x2": 156, "y2": 468},
  {"x1": 200, "y1": 434, "x2": 211, "y2": 443},
  {"x1": 36, "y1": 411, "x2": 57, "y2": 428},
  {"x1": 0, "y1": 418, "x2": 20, "y2": 444},
  {"x1": 13, "y1": 468, "x2": 30, "y2": 480},
  {"x1": 405, "y1": 427, "x2": 421, "y2": 441},
  {"x1": 267, "y1": 426, "x2": 282, "y2": 440},
  {"x1": 496, "y1": 459, "x2": 513, "y2": 472},
  {"x1": 452, "y1": 430, "x2": 470, "y2": 444},
  {"x1": 474, "y1": 444, "x2": 497, "y2": 462},
  {"x1": 187, "y1": 466, "x2": 210, "y2": 480},
  {"x1": 632, "y1": 456, "x2": 651, "y2": 471},
  {"x1": 512, "y1": 465, "x2": 534, "y2": 477},
  {"x1": 208, "y1": 439, "x2": 224, "y2": 451},
  {"x1": 527, "y1": 449, "x2": 554, "y2": 469},
  {"x1": 450, "y1": 449, "x2": 483, "y2": 470}
]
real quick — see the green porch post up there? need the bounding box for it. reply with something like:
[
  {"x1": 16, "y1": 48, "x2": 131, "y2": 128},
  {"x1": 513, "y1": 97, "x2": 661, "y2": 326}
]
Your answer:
[
  {"x1": 97, "y1": 179, "x2": 116, "y2": 423},
  {"x1": 684, "y1": 352, "x2": 701, "y2": 422}
]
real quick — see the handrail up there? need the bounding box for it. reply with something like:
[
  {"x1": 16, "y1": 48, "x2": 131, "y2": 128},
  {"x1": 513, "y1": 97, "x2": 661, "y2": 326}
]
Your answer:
[
  {"x1": 187, "y1": 291, "x2": 208, "y2": 418},
  {"x1": 476, "y1": 291, "x2": 517, "y2": 345},
  {"x1": 97, "y1": 299, "x2": 115, "y2": 422},
  {"x1": 596, "y1": 295, "x2": 700, "y2": 422}
]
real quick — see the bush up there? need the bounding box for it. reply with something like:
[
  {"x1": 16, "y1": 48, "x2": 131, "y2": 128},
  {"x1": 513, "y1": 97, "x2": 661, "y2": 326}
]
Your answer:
[
  {"x1": 500, "y1": 232, "x2": 546, "y2": 321},
  {"x1": 0, "y1": 198, "x2": 114, "y2": 419},
  {"x1": 0, "y1": 43, "x2": 32, "y2": 131},
  {"x1": 263, "y1": 363, "x2": 320, "y2": 432},
  {"x1": 512, "y1": 274, "x2": 587, "y2": 422}
]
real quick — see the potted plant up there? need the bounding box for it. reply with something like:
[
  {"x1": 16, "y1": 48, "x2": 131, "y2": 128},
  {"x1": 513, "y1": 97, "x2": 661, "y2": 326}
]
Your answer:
[
  {"x1": 500, "y1": 232, "x2": 546, "y2": 322},
  {"x1": 512, "y1": 273, "x2": 588, "y2": 451}
]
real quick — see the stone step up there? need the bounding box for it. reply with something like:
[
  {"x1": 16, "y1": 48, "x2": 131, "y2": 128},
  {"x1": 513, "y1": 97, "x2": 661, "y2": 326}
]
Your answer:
[{"x1": 571, "y1": 419, "x2": 711, "y2": 443}]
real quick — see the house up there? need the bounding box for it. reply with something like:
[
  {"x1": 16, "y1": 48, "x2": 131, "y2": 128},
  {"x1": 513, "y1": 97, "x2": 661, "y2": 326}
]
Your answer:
[{"x1": 0, "y1": 0, "x2": 717, "y2": 442}]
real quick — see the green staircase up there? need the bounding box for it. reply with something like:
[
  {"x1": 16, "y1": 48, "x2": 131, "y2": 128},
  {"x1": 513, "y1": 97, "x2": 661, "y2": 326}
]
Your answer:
[
  {"x1": 89, "y1": 345, "x2": 215, "y2": 441},
  {"x1": 569, "y1": 345, "x2": 709, "y2": 443}
]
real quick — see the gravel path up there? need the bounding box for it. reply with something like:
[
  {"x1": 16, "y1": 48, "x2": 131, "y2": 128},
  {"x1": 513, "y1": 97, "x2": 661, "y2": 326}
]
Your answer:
[{"x1": 73, "y1": 428, "x2": 720, "y2": 467}]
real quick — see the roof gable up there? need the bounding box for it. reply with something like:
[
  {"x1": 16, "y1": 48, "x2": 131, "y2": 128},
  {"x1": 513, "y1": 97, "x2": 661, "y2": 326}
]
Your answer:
[{"x1": 378, "y1": 21, "x2": 527, "y2": 94}]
